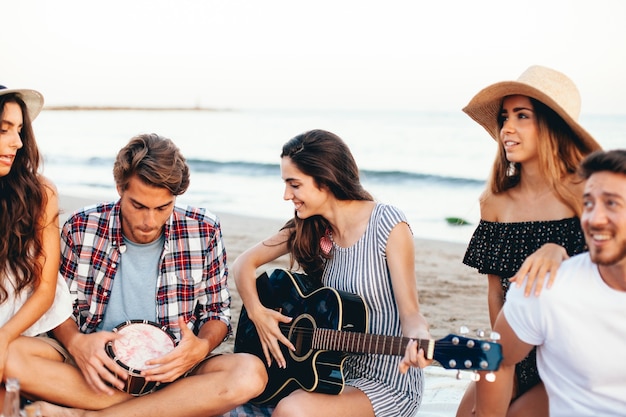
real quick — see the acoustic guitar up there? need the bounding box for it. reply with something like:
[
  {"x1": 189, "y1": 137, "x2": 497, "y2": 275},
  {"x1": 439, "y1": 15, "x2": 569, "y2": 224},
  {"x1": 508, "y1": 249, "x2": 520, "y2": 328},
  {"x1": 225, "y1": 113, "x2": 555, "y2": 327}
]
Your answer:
[{"x1": 234, "y1": 268, "x2": 502, "y2": 405}]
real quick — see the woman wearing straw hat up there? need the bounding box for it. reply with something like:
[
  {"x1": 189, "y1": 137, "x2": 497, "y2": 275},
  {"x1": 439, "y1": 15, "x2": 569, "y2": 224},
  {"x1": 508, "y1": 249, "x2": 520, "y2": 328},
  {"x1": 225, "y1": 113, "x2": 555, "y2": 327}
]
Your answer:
[
  {"x1": 456, "y1": 66, "x2": 602, "y2": 417},
  {"x1": 0, "y1": 86, "x2": 72, "y2": 391}
]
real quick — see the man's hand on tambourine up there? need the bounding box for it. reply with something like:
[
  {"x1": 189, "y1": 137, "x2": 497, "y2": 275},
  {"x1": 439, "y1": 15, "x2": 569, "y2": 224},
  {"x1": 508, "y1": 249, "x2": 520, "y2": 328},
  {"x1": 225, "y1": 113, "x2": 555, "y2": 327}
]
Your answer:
[
  {"x1": 68, "y1": 331, "x2": 126, "y2": 395},
  {"x1": 141, "y1": 317, "x2": 208, "y2": 383}
]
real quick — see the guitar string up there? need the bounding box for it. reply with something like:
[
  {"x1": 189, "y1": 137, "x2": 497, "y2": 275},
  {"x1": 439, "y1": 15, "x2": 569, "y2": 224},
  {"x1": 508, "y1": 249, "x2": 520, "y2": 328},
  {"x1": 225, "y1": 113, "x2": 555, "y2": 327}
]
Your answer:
[
  {"x1": 272, "y1": 323, "x2": 491, "y2": 348},
  {"x1": 256, "y1": 324, "x2": 500, "y2": 368}
]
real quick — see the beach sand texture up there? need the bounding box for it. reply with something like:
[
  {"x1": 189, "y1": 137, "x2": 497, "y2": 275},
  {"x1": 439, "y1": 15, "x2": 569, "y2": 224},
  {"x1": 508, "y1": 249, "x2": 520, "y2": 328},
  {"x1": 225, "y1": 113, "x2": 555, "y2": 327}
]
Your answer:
[{"x1": 59, "y1": 194, "x2": 490, "y2": 416}]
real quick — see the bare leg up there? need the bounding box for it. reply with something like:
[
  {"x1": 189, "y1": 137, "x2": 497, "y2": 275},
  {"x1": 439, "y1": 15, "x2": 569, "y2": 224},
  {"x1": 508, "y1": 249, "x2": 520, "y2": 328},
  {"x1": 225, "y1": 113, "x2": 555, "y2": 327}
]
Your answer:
[
  {"x1": 272, "y1": 386, "x2": 375, "y2": 417},
  {"x1": 5, "y1": 337, "x2": 130, "y2": 409},
  {"x1": 456, "y1": 378, "x2": 548, "y2": 417},
  {"x1": 507, "y1": 383, "x2": 548, "y2": 417},
  {"x1": 35, "y1": 403, "x2": 85, "y2": 417},
  {"x1": 36, "y1": 353, "x2": 266, "y2": 417},
  {"x1": 0, "y1": 386, "x2": 6, "y2": 410}
]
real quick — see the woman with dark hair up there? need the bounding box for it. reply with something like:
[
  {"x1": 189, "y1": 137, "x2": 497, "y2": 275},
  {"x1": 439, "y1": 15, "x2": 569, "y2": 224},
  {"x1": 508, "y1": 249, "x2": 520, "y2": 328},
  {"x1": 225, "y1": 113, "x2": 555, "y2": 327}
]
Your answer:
[
  {"x1": 232, "y1": 129, "x2": 432, "y2": 417},
  {"x1": 456, "y1": 66, "x2": 602, "y2": 417},
  {"x1": 0, "y1": 86, "x2": 71, "y2": 388}
]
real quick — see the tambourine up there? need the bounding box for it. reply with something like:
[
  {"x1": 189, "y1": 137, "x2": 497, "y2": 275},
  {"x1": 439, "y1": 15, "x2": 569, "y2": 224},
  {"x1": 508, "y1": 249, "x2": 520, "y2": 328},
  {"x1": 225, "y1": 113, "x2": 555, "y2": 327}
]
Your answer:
[{"x1": 105, "y1": 320, "x2": 177, "y2": 396}]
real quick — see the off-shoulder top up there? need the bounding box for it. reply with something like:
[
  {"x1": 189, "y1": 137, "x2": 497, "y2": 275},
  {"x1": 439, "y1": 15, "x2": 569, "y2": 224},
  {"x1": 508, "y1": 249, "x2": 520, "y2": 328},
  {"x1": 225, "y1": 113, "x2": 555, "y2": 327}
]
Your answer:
[
  {"x1": 463, "y1": 217, "x2": 588, "y2": 396},
  {"x1": 463, "y1": 217, "x2": 587, "y2": 291}
]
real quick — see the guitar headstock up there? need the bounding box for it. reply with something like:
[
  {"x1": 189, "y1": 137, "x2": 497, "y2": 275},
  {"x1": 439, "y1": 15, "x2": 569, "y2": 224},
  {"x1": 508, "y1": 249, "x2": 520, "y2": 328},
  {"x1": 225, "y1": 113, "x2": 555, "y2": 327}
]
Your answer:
[{"x1": 433, "y1": 333, "x2": 502, "y2": 372}]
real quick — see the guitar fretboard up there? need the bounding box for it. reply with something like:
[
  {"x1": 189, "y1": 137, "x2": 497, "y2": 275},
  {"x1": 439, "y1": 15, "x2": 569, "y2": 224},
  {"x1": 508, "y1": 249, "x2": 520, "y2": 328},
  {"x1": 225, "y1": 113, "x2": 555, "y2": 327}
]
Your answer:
[{"x1": 312, "y1": 328, "x2": 435, "y2": 359}]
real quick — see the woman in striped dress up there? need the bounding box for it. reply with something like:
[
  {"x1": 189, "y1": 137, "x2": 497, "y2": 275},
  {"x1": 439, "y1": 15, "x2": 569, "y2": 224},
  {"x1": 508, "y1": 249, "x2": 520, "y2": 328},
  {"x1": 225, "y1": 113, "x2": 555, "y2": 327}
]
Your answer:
[{"x1": 232, "y1": 129, "x2": 432, "y2": 417}]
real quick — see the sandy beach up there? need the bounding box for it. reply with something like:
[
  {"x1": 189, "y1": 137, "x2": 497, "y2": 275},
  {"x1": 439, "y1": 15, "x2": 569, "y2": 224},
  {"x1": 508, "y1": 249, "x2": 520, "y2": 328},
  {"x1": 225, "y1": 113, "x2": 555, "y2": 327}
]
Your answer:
[{"x1": 58, "y1": 194, "x2": 491, "y2": 416}]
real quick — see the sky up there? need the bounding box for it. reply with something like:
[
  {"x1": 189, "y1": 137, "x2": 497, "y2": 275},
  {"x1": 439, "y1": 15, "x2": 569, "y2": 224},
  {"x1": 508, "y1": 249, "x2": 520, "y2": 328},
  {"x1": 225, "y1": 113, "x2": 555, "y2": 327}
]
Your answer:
[{"x1": 3, "y1": 0, "x2": 626, "y2": 114}]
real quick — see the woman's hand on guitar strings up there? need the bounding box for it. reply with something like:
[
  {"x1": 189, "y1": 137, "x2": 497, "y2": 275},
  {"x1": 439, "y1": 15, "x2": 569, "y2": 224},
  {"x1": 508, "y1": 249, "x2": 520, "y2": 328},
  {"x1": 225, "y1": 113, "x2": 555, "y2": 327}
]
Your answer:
[{"x1": 252, "y1": 307, "x2": 295, "y2": 368}]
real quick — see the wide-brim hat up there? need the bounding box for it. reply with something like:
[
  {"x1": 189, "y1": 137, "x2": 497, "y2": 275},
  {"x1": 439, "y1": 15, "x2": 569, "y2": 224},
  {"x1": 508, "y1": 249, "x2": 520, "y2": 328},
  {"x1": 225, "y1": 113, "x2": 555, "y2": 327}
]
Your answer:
[
  {"x1": 462, "y1": 65, "x2": 601, "y2": 152},
  {"x1": 0, "y1": 85, "x2": 45, "y2": 121}
]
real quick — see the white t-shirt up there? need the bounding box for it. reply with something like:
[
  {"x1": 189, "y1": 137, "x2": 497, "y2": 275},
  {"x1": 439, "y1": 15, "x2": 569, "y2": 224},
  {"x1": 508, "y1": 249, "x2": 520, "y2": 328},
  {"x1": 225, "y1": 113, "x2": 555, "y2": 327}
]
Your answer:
[{"x1": 504, "y1": 253, "x2": 626, "y2": 416}]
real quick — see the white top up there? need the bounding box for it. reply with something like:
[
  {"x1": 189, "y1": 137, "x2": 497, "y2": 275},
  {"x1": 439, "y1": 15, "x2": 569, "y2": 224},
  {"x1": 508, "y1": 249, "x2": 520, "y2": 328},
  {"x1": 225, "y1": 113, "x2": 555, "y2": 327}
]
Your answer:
[
  {"x1": 504, "y1": 253, "x2": 626, "y2": 416},
  {"x1": 0, "y1": 272, "x2": 72, "y2": 336}
]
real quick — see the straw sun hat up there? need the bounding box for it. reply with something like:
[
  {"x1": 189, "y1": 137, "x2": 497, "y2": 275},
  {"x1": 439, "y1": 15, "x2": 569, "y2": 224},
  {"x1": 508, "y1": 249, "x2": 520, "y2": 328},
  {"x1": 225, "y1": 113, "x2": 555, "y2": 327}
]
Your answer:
[
  {"x1": 462, "y1": 65, "x2": 600, "y2": 152},
  {"x1": 0, "y1": 85, "x2": 44, "y2": 121}
]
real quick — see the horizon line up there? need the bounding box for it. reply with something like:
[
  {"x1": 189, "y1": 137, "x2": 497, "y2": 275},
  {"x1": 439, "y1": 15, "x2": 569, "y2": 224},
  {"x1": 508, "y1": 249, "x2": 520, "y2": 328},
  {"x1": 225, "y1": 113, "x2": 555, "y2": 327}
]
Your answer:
[{"x1": 43, "y1": 105, "x2": 233, "y2": 112}]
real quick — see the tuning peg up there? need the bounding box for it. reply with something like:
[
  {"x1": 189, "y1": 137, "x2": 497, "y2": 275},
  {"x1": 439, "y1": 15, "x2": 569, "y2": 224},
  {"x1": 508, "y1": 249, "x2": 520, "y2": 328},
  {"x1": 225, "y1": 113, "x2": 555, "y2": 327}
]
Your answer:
[
  {"x1": 489, "y1": 331, "x2": 501, "y2": 342},
  {"x1": 485, "y1": 372, "x2": 496, "y2": 382},
  {"x1": 470, "y1": 372, "x2": 480, "y2": 382},
  {"x1": 459, "y1": 325, "x2": 469, "y2": 335},
  {"x1": 480, "y1": 341, "x2": 493, "y2": 351},
  {"x1": 476, "y1": 328, "x2": 485, "y2": 338},
  {"x1": 456, "y1": 371, "x2": 462, "y2": 380}
]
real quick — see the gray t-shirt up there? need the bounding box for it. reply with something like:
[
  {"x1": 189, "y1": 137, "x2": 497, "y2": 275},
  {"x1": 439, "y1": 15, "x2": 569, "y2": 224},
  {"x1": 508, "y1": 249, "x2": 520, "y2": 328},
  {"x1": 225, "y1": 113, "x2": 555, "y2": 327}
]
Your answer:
[{"x1": 98, "y1": 234, "x2": 164, "y2": 331}]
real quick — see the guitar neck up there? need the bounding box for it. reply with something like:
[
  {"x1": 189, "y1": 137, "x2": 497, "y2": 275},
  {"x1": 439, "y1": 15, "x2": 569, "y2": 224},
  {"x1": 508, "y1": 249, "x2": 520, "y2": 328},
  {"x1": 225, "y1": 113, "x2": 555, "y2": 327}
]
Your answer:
[{"x1": 312, "y1": 328, "x2": 435, "y2": 359}]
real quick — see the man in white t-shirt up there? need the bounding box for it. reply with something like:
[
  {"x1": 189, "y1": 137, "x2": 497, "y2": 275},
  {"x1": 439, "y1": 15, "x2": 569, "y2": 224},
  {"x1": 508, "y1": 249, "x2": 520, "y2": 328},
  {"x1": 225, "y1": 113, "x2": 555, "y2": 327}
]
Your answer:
[{"x1": 475, "y1": 149, "x2": 626, "y2": 417}]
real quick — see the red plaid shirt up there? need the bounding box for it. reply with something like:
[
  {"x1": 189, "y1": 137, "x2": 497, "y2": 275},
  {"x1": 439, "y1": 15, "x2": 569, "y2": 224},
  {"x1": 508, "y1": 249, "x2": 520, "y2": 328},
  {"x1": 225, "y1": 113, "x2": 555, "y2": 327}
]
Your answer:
[{"x1": 59, "y1": 201, "x2": 230, "y2": 342}]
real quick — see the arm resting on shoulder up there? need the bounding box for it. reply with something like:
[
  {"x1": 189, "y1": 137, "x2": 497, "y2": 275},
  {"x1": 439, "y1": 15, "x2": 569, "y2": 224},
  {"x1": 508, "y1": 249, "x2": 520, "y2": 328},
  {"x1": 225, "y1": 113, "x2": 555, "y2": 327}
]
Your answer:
[{"x1": 510, "y1": 243, "x2": 569, "y2": 296}]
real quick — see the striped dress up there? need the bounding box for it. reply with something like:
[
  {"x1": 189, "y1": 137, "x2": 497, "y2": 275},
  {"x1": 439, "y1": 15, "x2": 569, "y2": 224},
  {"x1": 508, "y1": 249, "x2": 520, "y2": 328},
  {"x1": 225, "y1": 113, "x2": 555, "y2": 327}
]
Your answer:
[{"x1": 322, "y1": 203, "x2": 423, "y2": 417}]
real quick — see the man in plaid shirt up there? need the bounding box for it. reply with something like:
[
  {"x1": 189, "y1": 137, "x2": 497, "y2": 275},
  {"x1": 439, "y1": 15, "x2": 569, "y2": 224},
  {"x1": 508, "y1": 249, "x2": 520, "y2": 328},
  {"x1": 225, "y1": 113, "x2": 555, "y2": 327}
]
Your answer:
[{"x1": 9, "y1": 134, "x2": 267, "y2": 416}]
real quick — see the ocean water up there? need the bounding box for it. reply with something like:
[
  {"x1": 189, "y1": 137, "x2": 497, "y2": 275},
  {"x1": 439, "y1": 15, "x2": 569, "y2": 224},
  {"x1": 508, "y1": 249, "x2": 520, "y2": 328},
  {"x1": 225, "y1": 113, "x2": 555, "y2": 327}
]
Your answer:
[{"x1": 33, "y1": 108, "x2": 625, "y2": 244}]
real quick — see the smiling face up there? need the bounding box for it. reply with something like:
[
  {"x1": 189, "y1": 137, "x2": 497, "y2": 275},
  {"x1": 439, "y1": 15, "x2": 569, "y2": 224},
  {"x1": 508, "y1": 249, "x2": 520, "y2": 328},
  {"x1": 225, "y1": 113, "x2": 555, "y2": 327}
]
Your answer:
[
  {"x1": 281, "y1": 156, "x2": 331, "y2": 219},
  {"x1": 499, "y1": 95, "x2": 540, "y2": 165},
  {"x1": 582, "y1": 171, "x2": 626, "y2": 267},
  {"x1": 117, "y1": 175, "x2": 176, "y2": 244},
  {"x1": 0, "y1": 102, "x2": 24, "y2": 177}
]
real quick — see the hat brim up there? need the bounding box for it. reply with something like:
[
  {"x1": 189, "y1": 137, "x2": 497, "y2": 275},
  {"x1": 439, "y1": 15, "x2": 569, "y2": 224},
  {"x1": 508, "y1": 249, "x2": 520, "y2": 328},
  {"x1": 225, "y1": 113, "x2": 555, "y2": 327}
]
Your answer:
[
  {"x1": 463, "y1": 81, "x2": 601, "y2": 153},
  {"x1": 0, "y1": 88, "x2": 44, "y2": 121}
]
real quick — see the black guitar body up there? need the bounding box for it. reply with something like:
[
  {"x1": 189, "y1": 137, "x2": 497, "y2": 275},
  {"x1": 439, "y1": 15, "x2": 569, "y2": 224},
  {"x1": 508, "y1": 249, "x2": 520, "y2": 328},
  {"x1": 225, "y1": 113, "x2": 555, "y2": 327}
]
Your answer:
[
  {"x1": 234, "y1": 268, "x2": 368, "y2": 405},
  {"x1": 235, "y1": 268, "x2": 503, "y2": 405}
]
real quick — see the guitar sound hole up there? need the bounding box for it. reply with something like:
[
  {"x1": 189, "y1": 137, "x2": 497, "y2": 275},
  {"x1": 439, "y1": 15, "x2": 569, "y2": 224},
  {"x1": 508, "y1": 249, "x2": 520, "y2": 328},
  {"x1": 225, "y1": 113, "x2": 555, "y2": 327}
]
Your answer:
[{"x1": 289, "y1": 314, "x2": 315, "y2": 362}]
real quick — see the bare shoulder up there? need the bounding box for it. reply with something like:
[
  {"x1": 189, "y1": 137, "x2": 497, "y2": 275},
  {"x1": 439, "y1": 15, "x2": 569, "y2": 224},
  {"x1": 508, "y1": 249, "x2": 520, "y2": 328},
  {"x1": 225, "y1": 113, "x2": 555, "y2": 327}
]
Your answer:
[
  {"x1": 38, "y1": 175, "x2": 59, "y2": 197},
  {"x1": 37, "y1": 176, "x2": 60, "y2": 225},
  {"x1": 479, "y1": 189, "x2": 508, "y2": 222}
]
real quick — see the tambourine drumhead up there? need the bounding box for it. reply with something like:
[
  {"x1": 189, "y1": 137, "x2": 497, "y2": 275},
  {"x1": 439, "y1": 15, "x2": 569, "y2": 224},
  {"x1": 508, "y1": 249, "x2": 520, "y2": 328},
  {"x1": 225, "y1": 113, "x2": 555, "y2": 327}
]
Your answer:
[
  {"x1": 111, "y1": 321, "x2": 176, "y2": 370},
  {"x1": 105, "y1": 320, "x2": 177, "y2": 396}
]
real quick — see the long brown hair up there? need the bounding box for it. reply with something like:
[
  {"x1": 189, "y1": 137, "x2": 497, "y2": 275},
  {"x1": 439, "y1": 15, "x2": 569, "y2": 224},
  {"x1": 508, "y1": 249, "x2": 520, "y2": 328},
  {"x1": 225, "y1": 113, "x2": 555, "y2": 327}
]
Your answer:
[
  {"x1": 485, "y1": 97, "x2": 601, "y2": 217},
  {"x1": 0, "y1": 95, "x2": 48, "y2": 302},
  {"x1": 279, "y1": 129, "x2": 373, "y2": 275}
]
